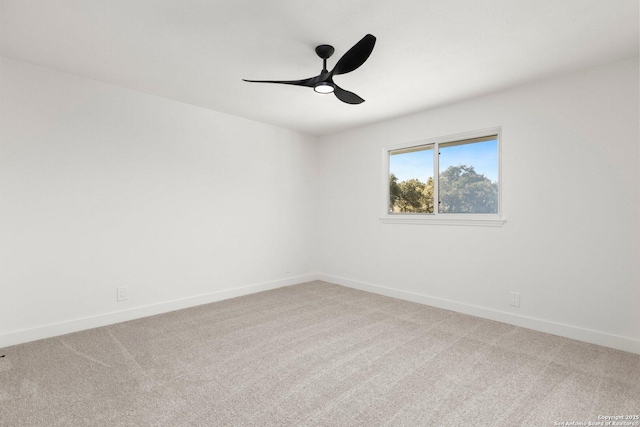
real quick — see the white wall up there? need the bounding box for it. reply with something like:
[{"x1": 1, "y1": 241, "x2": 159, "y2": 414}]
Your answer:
[
  {"x1": 317, "y1": 58, "x2": 640, "y2": 352},
  {"x1": 0, "y1": 58, "x2": 319, "y2": 347},
  {"x1": 2, "y1": 57, "x2": 639, "y2": 353}
]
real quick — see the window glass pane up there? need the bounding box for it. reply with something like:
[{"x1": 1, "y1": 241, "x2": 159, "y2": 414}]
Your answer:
[
  {"x1": 438, "y1": 137, "x2": 499, "y2": 213},
  {"x1": 389, "y1": 145, "x2": 434, "y2": 213}
]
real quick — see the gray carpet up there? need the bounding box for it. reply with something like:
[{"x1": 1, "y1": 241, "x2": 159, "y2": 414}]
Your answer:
[{"x1": 1, "y1": 281, "x2": 638, "y2": 426}]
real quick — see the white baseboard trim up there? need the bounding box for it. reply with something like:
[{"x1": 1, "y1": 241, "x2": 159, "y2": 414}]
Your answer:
[
  {"x1": 4, "y1": 273, "x2": 637, "y2": 355},
  {"x1": 0, "y1": 273, "x2": 321, "y2": 349},
  {"x1": 318, "y1": 274, "x2": 640, "y2": 355}
]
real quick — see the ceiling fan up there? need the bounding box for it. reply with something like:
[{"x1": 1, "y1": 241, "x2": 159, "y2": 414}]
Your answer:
[{"x1": 243, "y1": 34, "x2": 376, "y2": 104}]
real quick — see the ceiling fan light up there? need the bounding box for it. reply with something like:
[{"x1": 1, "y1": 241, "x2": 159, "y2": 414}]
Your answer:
[{"x1": 314, "y1": 82, "x2": 334, "y2": 94}]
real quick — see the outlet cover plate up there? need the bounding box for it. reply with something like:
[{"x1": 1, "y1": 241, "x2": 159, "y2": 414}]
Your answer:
[
  {"x1": 117, "y1": 287, "x2": 128, "y2": 302},
  {"x1": 510, "y1": 292, "x2": 520, "y2": 307}
]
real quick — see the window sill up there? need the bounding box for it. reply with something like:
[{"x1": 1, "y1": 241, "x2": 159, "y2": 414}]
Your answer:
[{"x1": 379, "y1": 215, "x2": 506, "y2": 227}]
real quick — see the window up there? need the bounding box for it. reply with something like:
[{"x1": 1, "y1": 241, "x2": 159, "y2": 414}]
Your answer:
[{"x1": 382, "y1": 128, "x2": 504, "y2": 226}]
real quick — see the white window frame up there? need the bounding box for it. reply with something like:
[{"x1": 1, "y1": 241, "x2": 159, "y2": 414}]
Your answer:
[{"x1": 380, "y1": 127, "x2": 505, "y2": 227}]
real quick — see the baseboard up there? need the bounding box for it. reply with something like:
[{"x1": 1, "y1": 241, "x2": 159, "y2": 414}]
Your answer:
[
  {"x1": 318, "y1": 274, "x2": 640, "y2": 355},
  {"x1": 0, "y1": 273, "x2": 321, "y2": 349},
  {"x1": 4, "y1": 273, "x2": 638, "y2": 355}
]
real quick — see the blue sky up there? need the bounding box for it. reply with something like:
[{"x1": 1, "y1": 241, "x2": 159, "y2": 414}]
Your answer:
[{"x1": 389, "y1": 139, "x2": 498, "y2": 183}]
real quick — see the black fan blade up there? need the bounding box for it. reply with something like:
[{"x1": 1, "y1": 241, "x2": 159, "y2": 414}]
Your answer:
[
  {"x1": 242, "y1": 75, "x2": 321, "y2": 87},
  {"x1": 333, "y1": 84, "x2": 364, "y2": 104},
  {"x1": 331, "y1": 34, "x2": 376, "y2": 76}
]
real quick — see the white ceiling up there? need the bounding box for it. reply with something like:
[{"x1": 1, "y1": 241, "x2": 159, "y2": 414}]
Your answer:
[{"x1": 1, "y1": 0, "x2": 638, "y2": 136}]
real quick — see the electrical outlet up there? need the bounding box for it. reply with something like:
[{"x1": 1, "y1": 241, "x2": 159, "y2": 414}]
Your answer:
[
  {"x1": 117, "y1": 287, "x2": 128, "y2": 302},
  {"x1": 509, "y1": 292, "x2": 520, "y2": 307}
]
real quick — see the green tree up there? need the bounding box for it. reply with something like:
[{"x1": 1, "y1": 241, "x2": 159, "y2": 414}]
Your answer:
[
  {"x1": 389, "y1": 173, "x2": 401, "y2": 211},
  {"x1": 438, "y1": 165, "x2": 498, "y2": 213},
  {"x1": 420, "y1": 177, "x2": 435, "y2": 213},
  {"x1": 389, "y1": 176, "x2": 434, "y2": 213},
  {"x1": 398, "y1": 179, "x2": 426, "y2": 212}
]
